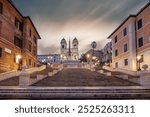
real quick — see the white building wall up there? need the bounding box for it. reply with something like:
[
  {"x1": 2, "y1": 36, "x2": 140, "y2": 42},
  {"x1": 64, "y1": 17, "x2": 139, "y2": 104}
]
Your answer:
[
  {"x1": 138, "y1": 50, "x2": 150, "y2": 70},
  {"x1": 118, "y1": 58, "x2": 131, "y2": 70}
]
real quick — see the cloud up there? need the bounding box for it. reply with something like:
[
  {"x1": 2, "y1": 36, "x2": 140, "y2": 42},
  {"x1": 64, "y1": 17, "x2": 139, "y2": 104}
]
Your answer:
[
  {"x1": 38, "y1": 43, "x2": 59, "y2": 54},
  {"x1": 12, "y1": 0, "x2": 148, "y2": 55}
]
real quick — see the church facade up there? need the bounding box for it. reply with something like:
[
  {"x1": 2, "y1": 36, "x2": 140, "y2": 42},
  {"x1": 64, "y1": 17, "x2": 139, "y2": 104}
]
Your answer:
[{"x1": 60, "y1": 38, "x2": 79, "y2": 61}]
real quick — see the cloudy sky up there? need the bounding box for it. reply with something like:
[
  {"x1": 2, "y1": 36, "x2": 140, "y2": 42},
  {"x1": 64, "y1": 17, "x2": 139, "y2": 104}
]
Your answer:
[{"x1": 12, "y1": 0, "x2": 148, "y2": 55}]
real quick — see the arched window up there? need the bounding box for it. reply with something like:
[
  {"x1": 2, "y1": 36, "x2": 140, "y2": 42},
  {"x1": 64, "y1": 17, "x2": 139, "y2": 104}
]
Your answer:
[{"x1": 62, "y1": 45, "x2": 65, "y2": 49}]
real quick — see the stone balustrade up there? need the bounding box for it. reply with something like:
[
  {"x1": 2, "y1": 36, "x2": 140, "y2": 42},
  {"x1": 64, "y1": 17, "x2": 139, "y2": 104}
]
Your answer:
[
  {"x1": 139, "y1": 71, "x2": 150, "y2": 87},
  {"x1": 0, "y1": 70, "x2": 20, "y2": 82},
  {"x1": 90, "y1": 68, "x2": 95, "y2": 72},
  {"x1": 19, "y1": 72, "x2": 47, "y2": 87},
  {"x1": 98, "y1": 70, "x2": 104, "y2": 74},
  {"x1": 47, "y1": 64, "x2": 63, "y2": 77},
  {"x1": 18, "y1": 65, "x2": 47, "y2": 87},
  {"x1": 48, "y1": 72, "x2": 53, "y2": 77},
  {"x1": 104, "y1": 72, "x2": 112, "y2": 76},
  {"x1": 115, "y1": 75, "x2": 128, "y2": 80},
  {"x1": 0, "y1": 65, "x2": 46, "y2": 82}
]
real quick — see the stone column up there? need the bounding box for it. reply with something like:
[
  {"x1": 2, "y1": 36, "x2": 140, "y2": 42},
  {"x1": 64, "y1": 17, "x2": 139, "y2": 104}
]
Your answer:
[
  {"x1": 140, "y1": 71, "x2": 150, "y2": 86},
  {"x1": 128, "y1": 18, "x2": 137, "y2": 71}
]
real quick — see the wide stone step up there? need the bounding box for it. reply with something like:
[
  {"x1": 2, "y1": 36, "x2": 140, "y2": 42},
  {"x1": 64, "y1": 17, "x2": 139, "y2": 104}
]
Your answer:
[{"x1": 0, "y1": 87, "x2": 150, "y2": 99}]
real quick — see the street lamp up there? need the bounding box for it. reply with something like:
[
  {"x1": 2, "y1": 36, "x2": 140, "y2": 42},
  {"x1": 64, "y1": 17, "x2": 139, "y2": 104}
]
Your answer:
[
  {"x1": 137, "y1": 55, "x2": 142, "y2": 71},
  {"x1": 86, "y1": 54, "x2": 90, "y2": 58},
  {"x1": 92, "y1": 56, "x2": 96, "y2": 60},
  {"x1": 16, "y1": 55, "x2": 22, "y2": 70},
  {"x1": 47, "y1": 56, "x2": 50, "y2": 65},
  {"x1": 51, "y1": 56, "x2": 53, "y2": 64},
  {"x1": 60, "y1": 54, "x2": 63, "y2": 64},
  {"x1": 86, "y1": 54, "x2": 90, "y2": 63}
]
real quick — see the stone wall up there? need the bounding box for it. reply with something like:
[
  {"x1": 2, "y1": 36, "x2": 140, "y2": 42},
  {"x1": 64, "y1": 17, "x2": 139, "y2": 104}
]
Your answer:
[{"x1": 0, "y1": 65, "x2": 46, "y2": 82}]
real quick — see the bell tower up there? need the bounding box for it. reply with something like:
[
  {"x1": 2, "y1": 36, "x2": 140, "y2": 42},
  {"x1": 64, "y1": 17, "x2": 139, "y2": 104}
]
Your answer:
[
  {"x1": 72, "y1": 37, "x2": 79, "y2": 60},
  {"x1": 61, "y1": 38, "x2": 67, "y2": 50},
  {"x1": 60, "y1": 38, "x2": 67, "y2": 60},
  {"x1": 60, "y1": 37, "x2": 79, "y2": 61}
]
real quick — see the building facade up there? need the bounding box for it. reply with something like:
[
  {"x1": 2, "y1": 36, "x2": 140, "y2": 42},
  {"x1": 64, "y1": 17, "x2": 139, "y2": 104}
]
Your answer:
[
  {"x1": 0, "y1": 0, "x2": 41, "y2": 71},
  {"x1": 85, "y1": 49, "x2": 103, "y2": 62},
  {"x1": 108, "y1": 2, "x2": 150, "y2": 71},
  {"x1": 37, "y1": 54, "x2": 61, "y2": 64},
  {"x1": 101, "y1": 42, "x2": 112, "y2": 65},
  {"x1": 60, "y1": 38, "x2": 79, "y2": 61}
]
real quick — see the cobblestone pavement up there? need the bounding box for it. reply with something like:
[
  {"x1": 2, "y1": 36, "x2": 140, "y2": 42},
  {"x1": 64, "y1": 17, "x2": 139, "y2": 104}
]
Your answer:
[{"x1": 33, "y1": 68, "x2": 139, "y2": 87}]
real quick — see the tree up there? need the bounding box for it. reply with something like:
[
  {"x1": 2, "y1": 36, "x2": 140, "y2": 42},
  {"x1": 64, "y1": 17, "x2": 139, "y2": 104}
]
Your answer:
[{"x1": 79, "y1": 54, "x2": 87, "y2": 62}]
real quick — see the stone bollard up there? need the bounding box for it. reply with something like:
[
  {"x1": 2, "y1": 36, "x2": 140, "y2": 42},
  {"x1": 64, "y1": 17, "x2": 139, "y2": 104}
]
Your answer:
[
  {"x1": 19, "y1": 65, "x2": 30, "y2": 88},
  {"x1": 99, "y1": 70, "x2": 104, "y2": 74},
  {"x1": 53, "y1": 70, "x2": 58, "y2": 75},
  {"x1": 48, "y1": 72, "x2": 53, "y2": 77},
  {"x1": 37, "y1": 75, "x2": 44, "y2": 80},
  {"x1": 59, "y1": 68, "x2": 62, "y2": 71},
  {"x1": 140, "y1": 71, "x2": 150, "y2": 87},
  {"x1": 61, "y1": 64, "x2": 64, "y2": 69},
  {"x1": 59, "y1": 65, "x2": 63, "y2": 71},
  {"x1": 91, "y1": 68, "x2": 95, "y2": 72},
  {"x1": 105, "y1": 72, "x2": 112, "y2": 76}
]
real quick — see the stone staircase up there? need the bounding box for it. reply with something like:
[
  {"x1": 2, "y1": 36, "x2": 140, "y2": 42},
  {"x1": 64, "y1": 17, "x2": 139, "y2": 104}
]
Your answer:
[
  {"x1": 62, "y1": 60, "x2": 80, "y2": 68},
  {"x1": 0, "y1": 87, "x2": 150, "y2": 99},
  {"x1": 102, "y1": 69, "x2": 140, "y2": 84}
]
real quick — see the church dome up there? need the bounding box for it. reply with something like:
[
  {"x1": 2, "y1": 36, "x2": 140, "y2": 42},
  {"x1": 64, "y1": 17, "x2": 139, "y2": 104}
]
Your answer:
[
  {"x1": 73, "y1": 37, "x2": 78, "y2": 44},
  {"x1": 61, "y1": 38, "x2": 67, "y2": 44}
]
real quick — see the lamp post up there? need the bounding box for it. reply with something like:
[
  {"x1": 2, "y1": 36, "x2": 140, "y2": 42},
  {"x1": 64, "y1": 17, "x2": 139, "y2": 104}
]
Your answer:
[
  {"x1": 60, "y1": 54, "x2": 63, "y2": 64},
  {"x1": 86, "y1": 54, "x2": 90, "y2": 63},
  {"x1": 16, "y1": 55, "x2": 22, "y2": 70},
  {"x1": 137, "y1": 55, "x2": 142, "y2": 71},
  {"x1": 51, "y1": 56, "x2": 53, "y2": 64},
  {"x1": 93, "y1": 56, "x2": 96, "y2": 60},
  {"x1": 47, "y1": 56, "x2": 50, "y2": 65}
]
